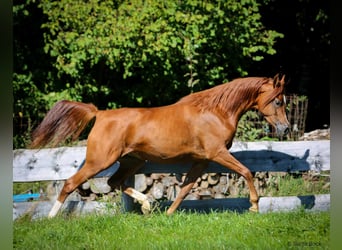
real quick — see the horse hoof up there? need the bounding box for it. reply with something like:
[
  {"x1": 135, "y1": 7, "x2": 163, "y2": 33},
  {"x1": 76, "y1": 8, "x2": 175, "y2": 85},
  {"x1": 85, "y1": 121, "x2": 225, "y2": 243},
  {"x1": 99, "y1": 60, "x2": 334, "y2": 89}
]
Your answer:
[
  {"x1": 249, "y1": 206, "x2": 259, "y2": 213},
  {"x1": 166, "y1": 209, "x2": 173, "y2": 216},
  {"x1": 141, "y1": 200, "x2": 151, "y2": 215}
]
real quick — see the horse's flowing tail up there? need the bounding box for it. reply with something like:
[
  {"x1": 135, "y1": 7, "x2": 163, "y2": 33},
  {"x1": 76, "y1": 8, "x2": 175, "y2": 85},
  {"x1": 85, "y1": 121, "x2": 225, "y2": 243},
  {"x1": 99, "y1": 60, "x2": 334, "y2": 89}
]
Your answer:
[{"x1": 30, "y1": 100, "x2": 98, "y2": 148}]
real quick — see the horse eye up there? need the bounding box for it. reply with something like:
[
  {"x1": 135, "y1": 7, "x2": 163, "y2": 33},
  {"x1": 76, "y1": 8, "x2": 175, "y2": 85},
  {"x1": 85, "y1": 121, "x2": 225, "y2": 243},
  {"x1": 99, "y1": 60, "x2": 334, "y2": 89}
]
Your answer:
[{"x1": 274, "y1": 98, "x2": 282, "y2": 106}]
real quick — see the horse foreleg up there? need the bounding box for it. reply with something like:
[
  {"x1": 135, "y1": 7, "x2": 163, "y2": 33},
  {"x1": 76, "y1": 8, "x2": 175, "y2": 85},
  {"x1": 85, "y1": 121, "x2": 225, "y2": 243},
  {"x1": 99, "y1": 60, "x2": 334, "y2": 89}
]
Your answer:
[
  {"x1": 166, "y1": 161, "x2": 208, "y2": 215},
  {"x1": 213, "y1": 149, "x2": 259, "y2": 212}
]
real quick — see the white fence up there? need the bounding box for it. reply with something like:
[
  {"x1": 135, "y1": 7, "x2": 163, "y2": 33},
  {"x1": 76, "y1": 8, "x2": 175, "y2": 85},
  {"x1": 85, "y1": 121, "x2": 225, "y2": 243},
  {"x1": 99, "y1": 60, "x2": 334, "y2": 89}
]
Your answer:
[{"x1": 13, "y1": 140, "x2": 330, "y2": 219}]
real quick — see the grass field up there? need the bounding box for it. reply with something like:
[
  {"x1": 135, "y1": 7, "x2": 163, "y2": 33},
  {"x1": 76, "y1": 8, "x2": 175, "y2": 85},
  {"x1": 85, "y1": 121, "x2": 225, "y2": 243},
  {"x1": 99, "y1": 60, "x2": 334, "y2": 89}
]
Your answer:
[
  {"x1": 14, "y1": 209, "x2": 329, "y2": 250},
  {"x1": 13, "y1": 172, "x2": 330, "y2": 249}
]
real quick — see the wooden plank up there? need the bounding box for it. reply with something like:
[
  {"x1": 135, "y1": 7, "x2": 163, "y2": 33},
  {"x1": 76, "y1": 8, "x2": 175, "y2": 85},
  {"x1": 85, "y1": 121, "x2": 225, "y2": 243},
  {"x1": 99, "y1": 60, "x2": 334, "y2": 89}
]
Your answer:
[
  {"x1": 13, "y1": 147, "x2": 86, "y2": 182},
  {"x1": 13, "y1": 147, "x2": 119, "y2": 182},
  {"x1": 13, "y1": 140, "x2": 330, "y2": 182},
  {"x1": 258, "y1": 194, "x2": 331, "y2": 213},
  {"x1": 13, "y1": 200, "x2": 116, "y2": 221},
  {"x1": 13, "y1": 194, "x2": 330, "y2": 220}
]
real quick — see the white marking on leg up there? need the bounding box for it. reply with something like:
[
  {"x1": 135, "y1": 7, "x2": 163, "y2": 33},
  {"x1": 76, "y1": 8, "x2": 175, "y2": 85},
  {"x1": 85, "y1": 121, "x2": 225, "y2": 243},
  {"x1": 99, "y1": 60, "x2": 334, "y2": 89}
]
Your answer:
[
  {"x1": 129, "y1": 188, "x2": 147, "y2": 201},
  {"x1": 124, "y1": 188, "x2": 151, "y2": 214},
  {"x1": 48, "y1": 200, "x2": 63, "y2": 218}
]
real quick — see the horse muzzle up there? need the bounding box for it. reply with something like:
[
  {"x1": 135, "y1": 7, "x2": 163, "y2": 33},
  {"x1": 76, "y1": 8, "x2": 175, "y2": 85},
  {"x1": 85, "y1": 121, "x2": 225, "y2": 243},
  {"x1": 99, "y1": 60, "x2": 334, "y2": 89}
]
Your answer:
[{"x1": 275, "y1": 123, "x2": 289, "y2": 137}]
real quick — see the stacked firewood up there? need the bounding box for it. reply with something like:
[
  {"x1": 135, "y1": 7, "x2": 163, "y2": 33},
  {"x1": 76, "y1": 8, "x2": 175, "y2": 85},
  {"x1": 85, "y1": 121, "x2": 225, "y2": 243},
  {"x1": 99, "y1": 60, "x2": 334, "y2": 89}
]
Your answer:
[
  {"x1": 73, "y1": 171, "x2": 291, "y2": 202},
  {"x1": 299, "y1": 128, "x2": 330, "y2": 141},
  {"x1": 134, "y1": 173, "x2": 232, "y2": 201}
]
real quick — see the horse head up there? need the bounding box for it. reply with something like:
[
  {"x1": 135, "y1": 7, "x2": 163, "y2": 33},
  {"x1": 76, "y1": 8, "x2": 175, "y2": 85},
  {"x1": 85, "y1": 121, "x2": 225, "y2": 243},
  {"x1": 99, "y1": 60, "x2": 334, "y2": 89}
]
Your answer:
[{"x1": 255, "y1": 73, "x2": 290, "y2": 137}]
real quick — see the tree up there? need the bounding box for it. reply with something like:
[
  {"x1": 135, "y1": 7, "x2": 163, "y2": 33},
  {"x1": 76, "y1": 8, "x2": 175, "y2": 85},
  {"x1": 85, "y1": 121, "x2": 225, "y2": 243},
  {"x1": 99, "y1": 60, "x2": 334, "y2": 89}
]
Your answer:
[
  {"x1": 38, "y1": 0, "x2": 283, "y2": 106},
  {"x1": 13, "y1": 0, "x2": 55, "y2": 148}
]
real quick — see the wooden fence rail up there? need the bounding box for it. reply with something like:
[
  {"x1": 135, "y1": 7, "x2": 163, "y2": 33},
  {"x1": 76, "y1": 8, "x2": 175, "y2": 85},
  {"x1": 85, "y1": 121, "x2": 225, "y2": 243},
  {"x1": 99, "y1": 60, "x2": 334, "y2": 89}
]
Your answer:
[{"x1": 13, "y1": 140, "x2": 330, "y2": 219}]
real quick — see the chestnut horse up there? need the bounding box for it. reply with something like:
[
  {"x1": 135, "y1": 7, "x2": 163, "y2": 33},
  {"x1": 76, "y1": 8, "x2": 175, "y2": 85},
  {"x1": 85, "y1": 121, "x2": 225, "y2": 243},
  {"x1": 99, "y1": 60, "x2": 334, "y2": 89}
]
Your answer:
[{"x1": 30, "y1": 74, "x2": 289, "y2": 218}]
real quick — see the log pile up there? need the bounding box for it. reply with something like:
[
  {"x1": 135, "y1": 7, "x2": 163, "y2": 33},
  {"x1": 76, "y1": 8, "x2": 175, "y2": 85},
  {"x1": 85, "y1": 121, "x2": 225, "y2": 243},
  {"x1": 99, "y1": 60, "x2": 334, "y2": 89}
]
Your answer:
[
  {"x1": 72, "y1": 171, "x2": 310, "y2": 202},
  {"x1": 299, "y1": 128, "x2": 330, "y2": 140},
  {"x1": 46, "y1": 169, "x2": 330, "y2": 205}
]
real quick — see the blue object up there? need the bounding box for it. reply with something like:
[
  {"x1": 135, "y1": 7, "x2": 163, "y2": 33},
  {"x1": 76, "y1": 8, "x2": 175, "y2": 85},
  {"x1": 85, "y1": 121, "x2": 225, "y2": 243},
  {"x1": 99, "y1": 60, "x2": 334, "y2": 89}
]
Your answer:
[{"x1": 13, "y1": 193, "x2": 40, "y2": 202}]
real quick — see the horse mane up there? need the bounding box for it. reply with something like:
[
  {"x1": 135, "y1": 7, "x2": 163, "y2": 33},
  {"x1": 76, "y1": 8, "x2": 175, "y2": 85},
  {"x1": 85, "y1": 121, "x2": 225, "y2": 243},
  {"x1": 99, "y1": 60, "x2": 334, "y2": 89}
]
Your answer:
[{"x1": 177, "y1": 77, "x2": 281, "y2": 114}]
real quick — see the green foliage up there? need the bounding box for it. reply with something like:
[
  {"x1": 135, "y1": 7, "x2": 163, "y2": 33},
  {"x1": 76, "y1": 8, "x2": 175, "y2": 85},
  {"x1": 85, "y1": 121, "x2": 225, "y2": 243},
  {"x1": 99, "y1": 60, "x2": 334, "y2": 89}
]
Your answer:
[
  {"x1": 38, "y1": 0, "x2": 283, "y2": 101},
  {"x1": 236, "y1": 110, "x2": 270, "y2": 141}
]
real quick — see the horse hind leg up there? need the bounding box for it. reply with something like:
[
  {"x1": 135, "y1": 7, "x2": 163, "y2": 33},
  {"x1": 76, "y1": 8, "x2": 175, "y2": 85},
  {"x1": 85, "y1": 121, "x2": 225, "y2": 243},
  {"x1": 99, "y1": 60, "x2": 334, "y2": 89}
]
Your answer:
[
  {"x1": 107, "y1": 156, "x2": 145, "y2": 190},
  {"x1": 48, "y1": 153, "x2": 122, "y2": 218},
  {"x1": 122, "y1": 186, "x2": 151, "y2": 214},
  {"x1": 107, "y1": 156, "x2": 150, "y2": 214},
  {"x1": 48, "y1": 162, "x2": 97, "y2": 218},
  {"x1": 48, "y1": 160, "x2": 109, "y2": 218}
]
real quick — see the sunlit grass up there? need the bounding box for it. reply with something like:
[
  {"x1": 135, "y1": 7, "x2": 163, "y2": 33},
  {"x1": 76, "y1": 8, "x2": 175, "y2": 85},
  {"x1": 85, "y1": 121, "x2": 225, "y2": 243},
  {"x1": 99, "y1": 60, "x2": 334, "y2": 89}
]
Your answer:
[{"x1": 14, "y1": 209, "x2": 329, "y2": 250}]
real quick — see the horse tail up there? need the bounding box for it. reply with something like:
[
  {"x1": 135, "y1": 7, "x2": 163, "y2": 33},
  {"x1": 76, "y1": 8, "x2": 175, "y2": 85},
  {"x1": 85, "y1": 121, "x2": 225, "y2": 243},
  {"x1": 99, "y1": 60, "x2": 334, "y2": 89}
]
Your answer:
[{"x1": 30, "y1": 100, "x2": 98, "y2": 149}]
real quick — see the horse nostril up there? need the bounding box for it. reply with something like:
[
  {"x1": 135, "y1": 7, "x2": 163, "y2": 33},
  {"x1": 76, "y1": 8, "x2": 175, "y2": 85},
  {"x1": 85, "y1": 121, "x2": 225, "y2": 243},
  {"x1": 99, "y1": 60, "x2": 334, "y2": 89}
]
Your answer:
[{"x1": 284, "y1": 127, "x2": 289, "y2": 135}]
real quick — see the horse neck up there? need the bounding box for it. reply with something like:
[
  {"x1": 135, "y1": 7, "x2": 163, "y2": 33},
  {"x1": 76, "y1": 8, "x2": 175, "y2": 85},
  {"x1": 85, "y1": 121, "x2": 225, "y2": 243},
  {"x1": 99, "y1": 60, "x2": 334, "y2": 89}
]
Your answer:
[
  {"x1": 226, "y1": 98, "x2": 256, "y2": 127},
  {"x1": 214, "y1": 78, "x2": 264, "y2": 125}
]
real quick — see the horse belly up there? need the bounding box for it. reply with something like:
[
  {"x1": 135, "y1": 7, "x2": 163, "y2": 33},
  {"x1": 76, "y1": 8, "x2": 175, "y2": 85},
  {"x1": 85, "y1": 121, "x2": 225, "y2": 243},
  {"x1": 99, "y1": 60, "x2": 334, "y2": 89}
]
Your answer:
[
  {"x1": 127, "y1": 151, "x2": 195, "y2": 164},
  {"x1": 126, "y1": 121, "x2": 201, "y2": 161},
  {"x1": 129, "y1": 133, "x2": 197, "y2": 161}
]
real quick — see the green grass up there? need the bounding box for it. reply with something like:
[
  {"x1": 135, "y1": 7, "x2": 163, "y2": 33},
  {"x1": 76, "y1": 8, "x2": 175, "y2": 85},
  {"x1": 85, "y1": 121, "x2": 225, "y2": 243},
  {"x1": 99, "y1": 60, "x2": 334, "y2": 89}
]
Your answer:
[
  {"x1": 13, "y1": 173, "x2": 330, "y2": 249},
  {"x1": 261, "y1": 173, "x2": 330, "y2": 197},
  {"x1": 14, "y1": 209, "x2": 329, "y2": 250}
]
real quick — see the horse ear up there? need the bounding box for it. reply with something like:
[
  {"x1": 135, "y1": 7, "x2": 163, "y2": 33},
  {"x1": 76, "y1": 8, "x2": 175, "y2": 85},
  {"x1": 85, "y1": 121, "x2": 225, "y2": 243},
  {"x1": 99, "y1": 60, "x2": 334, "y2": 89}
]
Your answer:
[{"x1": 273, "y1": 73, "x2": 286, "y2": 88}]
